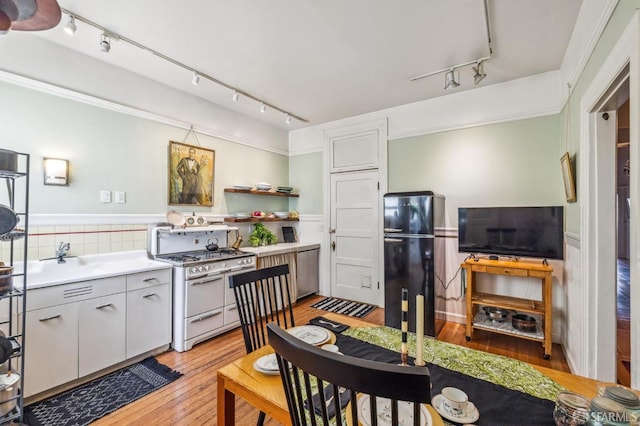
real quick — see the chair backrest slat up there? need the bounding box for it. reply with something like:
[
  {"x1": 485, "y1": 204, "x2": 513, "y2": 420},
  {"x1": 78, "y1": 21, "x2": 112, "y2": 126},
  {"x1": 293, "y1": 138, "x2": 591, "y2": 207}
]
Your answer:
[
  {"x1": 267, "y1": 323, "x2": 431, "y2": 426},
  {"x1": 229, "y1": 264, "x2": 294, "y2": 354}
]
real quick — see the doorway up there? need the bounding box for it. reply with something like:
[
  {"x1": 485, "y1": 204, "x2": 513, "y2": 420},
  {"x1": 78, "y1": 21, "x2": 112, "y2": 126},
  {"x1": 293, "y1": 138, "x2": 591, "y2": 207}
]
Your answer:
[{"x1": 616, "y1": 99, "x2": 631, "y2": 386}]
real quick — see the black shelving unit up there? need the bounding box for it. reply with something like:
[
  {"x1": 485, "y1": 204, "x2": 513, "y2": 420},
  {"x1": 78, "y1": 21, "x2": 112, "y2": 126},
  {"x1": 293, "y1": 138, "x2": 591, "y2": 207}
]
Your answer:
[{"x1": 0, "y1": 150, "x2": 29, "y2": 424}]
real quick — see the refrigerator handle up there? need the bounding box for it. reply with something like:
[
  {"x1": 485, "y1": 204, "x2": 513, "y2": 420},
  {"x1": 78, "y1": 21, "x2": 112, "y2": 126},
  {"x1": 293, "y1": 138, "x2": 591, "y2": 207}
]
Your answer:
[
  {"x1": 328, "y1": 227, "x2": 336, "y2": 234},
  {"x1": 384, "y1": 238, "x2": 404, "y2": 243},
  {"x1": 331, "y1": 241, "x2": 336, "y2": 251},
  {"x1": 384, "y1": 228, "x2": 403, "y2": 233}
]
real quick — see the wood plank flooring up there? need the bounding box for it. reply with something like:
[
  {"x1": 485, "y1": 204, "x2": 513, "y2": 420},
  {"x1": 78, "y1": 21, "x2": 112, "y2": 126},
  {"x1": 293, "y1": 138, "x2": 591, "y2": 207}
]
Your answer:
[{"x1": 91, "y1": 295, "x2": 570, "y2": 425}]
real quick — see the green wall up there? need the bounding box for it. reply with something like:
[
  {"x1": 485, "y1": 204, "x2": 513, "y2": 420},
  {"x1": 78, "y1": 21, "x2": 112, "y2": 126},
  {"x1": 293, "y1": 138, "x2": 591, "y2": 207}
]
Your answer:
[
  {"x1": 289, "y1": 152, "x2": 323, "y2": 214},
  {"x1": 0, "y1": 81, "x2": 289, "y2": 215},
  {"x1": 389, "y1": 115, "x2": 565, "y2": 227}
]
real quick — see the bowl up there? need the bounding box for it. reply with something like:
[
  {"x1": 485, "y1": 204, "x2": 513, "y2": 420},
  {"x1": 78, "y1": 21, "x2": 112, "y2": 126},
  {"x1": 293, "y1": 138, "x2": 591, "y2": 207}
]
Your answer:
[
  {"x1": 482, "y1": 306, "x2": 510, "y2": 322},
  {"x1": 511, "y1": 314, "x2": 536, "y2": 332},
  {"x1": 274, "y1": 212, "x2": 289, "y2": 219},
  {"x1": 234, "y1": 213, "x2": 250, "y2": 219},
  {"x1": 255, "y1": 182, "x2": 272, "y2": 191}
]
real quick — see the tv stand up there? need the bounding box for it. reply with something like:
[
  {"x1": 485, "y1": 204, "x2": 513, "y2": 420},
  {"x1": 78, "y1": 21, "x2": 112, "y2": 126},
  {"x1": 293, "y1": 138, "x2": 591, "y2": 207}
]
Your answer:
[{"x1": 462, "y1": 258, "x2": 554, "y2": 359}]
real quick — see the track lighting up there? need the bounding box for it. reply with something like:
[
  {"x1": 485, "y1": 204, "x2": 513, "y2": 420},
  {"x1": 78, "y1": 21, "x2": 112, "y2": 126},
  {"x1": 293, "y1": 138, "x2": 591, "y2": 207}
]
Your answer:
[
  {"x1": 62, "y1": 8, "x2": 308, "y2": 124},
  {"x1": 64, "y1": 15, "x2": 77, "y2": 35},
  {"x1": 473, "y1": 61, "x2": 486, "y2": 85},
  {"x1": 285, "y1": 114, "x2": 292, "y2": 124},
  {"x1": 444, "y1": 69, "x2": 460, "y2": 89},
  {"x1": 99, "y1": 33, "x2": 110, "y2": 53}
]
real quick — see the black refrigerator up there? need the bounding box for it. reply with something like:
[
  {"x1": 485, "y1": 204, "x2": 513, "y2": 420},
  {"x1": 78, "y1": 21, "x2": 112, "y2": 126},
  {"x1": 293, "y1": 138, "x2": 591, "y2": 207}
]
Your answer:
[{"x1": 383, "y1": 191, "x2": 445, "y2": 336}]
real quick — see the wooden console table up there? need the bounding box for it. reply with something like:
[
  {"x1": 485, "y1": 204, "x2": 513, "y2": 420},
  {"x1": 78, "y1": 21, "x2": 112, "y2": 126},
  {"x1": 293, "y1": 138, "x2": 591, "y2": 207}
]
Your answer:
[{"x1": 462, "y1": 258, "x2": 554, "y2": 359}]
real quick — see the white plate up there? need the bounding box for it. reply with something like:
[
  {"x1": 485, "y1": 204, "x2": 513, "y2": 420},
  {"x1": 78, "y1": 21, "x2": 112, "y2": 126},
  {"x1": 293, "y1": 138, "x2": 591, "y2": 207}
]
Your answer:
[
  {"x1": 254, "y1": 354, "x2": 279, "y2": 375},
  {"x1": 166, "y1": 210, "x2": 185, "y2": 227},
  {"x1": 432, "y1": 394, "x2": 479, "y2": 423},
  {"x1": 287, "y1": 325, "x2": 330, "y2": 346},
  {"x1": 357, "y1": 395, "x2": 432, "y2": 426},
  {"x1": 233, "y1": 185, "x2": 252, "y2": 190},
  {"x1": 235, "y1": 213, "x2": 250, "y2": 219}
]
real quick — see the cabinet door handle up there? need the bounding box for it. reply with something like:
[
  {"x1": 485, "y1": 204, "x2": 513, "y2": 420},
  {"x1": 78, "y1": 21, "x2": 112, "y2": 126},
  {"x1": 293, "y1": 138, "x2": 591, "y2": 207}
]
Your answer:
[
  {"x1": 39, "y1": 314, "x2": 61, "y2": 322},
  {"x1": 142, "y1": 292, "x2": 158, "y2": 298},
  {"x1": 191, "y1": 311, "x2": 222, "y2": 322},
  {"x1": 143, "y1": 277, "x2": 159, "y2": 282},
  {"x1": 95, "y1": 303, "x2": 114, "y2": 309}
]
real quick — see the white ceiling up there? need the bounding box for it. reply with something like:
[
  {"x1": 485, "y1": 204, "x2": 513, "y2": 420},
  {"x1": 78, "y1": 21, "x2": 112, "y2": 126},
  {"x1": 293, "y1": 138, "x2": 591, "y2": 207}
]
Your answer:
[{"x1": 33, "y1": 0, "x2": 583, "y2": 130}]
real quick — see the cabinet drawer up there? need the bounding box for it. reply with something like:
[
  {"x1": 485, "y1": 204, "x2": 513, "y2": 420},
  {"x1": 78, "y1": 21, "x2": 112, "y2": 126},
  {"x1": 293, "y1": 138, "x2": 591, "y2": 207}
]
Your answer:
[
  {"x1": 27, "y1": 276, "x2": 126, "y2": 311},
  {"x1": 185, "y1": 308, "x2": 224, "y2": 340},
  {"x1": 484, "y1": 266, "x2": 528, "y2": 277},
  {"x1": 126, "y1": 268, "x2": 172, "y2": 291},
  {"x1": 185, "y1": 274, "x2": 225, "y2": 317}
]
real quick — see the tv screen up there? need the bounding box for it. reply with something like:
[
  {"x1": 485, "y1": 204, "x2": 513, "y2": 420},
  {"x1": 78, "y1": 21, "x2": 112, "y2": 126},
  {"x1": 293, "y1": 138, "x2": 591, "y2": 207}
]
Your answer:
[{"x1": 458, "y1": 206, "x2": 564, "y2": 260}]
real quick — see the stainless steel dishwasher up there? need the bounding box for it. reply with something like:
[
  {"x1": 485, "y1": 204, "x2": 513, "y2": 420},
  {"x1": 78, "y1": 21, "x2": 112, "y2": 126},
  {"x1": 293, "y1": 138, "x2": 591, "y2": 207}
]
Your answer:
[{"x1": 296, "y1": 247, "x2": 319, "y2": 299}]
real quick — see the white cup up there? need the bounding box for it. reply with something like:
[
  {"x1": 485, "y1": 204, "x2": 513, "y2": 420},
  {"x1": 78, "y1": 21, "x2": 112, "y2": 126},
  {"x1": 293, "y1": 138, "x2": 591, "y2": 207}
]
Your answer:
[
  {"x1": 321, "y1": 344, "x2": 339, "y2": 353},
  {"x1": 441, "y1": 387, "x2": 469, "y2": 417}
]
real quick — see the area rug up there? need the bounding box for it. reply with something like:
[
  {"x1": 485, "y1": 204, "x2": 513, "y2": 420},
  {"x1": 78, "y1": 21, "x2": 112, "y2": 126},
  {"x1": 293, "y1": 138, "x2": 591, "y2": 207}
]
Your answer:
[
  {"x1": 23, "y1": 357, "x2": 182, "y2": 426},
  {"x1": 311, "y1": 297, "x2": 376, "y2": 318}
]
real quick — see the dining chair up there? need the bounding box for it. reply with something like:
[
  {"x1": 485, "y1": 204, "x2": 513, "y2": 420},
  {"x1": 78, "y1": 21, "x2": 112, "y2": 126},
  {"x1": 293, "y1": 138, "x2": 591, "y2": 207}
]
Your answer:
[
  {"x1": 229, "y1": 264, "x2": 295, "y2": 425},
  {"x1": 267, "y1": 323, "x2": 432, "y2": 426}
]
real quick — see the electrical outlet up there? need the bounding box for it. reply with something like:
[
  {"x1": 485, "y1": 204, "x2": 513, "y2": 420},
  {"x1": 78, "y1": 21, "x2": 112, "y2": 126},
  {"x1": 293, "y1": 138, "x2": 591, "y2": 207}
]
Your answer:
[
  {"x1": 100, "y1": 190, "x2": 111, "y2": 203},
  {"x1": 115, "y1": 191, "x2": 126, "y2": 203}
]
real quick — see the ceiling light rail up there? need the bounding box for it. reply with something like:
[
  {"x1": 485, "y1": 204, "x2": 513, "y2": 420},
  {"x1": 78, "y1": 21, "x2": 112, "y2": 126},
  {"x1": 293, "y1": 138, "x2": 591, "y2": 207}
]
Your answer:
[{"x1": 60, "y1": 8, "x2": 308, "y2": 124}]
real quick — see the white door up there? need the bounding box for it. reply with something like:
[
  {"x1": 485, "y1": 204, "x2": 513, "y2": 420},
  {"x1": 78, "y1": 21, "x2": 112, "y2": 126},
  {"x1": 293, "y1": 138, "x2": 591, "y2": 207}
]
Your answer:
[{"x1": 330, "y1": 170, "x2": 380, "y2": 305}]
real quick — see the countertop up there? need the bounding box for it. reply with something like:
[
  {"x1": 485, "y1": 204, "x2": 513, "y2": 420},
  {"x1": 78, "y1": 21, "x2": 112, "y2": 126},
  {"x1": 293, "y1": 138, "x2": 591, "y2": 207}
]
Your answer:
[
  {"x1": 17, "y1": 250, "x2": 173, "y2": 289},
  {"x1": 241, "y1": 242, "x2": 320, "y2": 257}
]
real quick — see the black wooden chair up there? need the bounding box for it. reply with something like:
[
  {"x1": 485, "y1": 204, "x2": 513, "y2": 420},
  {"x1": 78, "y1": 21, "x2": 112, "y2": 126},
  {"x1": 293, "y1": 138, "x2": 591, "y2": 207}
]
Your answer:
[
  {"x1": 229, "y1": 264, "x2": 295, "y2": 425},
  {"x1": 267, "y1": 322, "x2": 432, "y2": 426}
]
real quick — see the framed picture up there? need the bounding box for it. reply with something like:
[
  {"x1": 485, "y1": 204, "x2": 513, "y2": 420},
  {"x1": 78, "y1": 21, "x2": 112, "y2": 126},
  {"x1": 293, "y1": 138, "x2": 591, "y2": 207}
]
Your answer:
[
  {"x1": 561, "y1": 152, "x2": 576, "y2": 203},
  {"x1": 168, "y1": 141, "x2": 215, "y2": 206}
]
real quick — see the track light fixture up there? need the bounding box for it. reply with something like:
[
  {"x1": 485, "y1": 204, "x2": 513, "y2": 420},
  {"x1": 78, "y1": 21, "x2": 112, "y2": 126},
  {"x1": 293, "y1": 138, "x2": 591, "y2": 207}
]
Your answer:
[
  {"x1": 64, "y1": 15, "x2": 76, "y2": 35},
  {"x1": 61, "y1": 8, "x2": 307, "y2": 125},
  {"x1": 99, "y1": 33, "x2": 110, "y2": 53},
  {"x1": 473, "y1": 61, "x2": 486, "y2": 85},
  {"x1": 285, "y1": 114, "x2": 292, "y2": 124},
  {"x1": 444, "y1": 69, "x2": 460, "y2": 89}
]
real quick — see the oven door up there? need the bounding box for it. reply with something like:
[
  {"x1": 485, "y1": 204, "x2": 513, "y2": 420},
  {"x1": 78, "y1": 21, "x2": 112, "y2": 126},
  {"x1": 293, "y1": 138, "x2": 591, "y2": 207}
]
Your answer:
[
  {"x1": 224, "y1": 263, "x2": 256, "y2": 326},
  {"x1": 185, "y1": 272, "x2": 225, "y2": 318}
]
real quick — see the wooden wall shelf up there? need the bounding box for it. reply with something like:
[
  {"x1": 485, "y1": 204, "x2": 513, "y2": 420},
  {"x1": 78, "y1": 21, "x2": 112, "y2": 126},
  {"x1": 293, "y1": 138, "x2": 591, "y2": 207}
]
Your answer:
[
  {"x1": 224, "y1": 188, "x2": 299, "y2": 198},
  {"x1": 462, "y1": 258, "x2": 554, "y2": 359},
  {"x1": 224, "y1": 217, "x2": 299, "y2": 223}
]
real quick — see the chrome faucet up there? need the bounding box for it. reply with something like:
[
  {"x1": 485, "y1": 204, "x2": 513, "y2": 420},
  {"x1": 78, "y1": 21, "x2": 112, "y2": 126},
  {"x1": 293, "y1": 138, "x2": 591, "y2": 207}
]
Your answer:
[{"x1": 56, "y1": 242, "x2": 70, "y2": 263}]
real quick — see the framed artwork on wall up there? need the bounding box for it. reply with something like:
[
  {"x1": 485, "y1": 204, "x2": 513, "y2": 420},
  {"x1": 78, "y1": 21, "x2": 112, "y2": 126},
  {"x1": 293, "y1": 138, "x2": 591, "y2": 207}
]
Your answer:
[
  {"x1": 561, "y1": 152, "x2": 576, "y2": 203},
  {"x1": 168, "y1": 141, "x2": 215, "y2": 206}
]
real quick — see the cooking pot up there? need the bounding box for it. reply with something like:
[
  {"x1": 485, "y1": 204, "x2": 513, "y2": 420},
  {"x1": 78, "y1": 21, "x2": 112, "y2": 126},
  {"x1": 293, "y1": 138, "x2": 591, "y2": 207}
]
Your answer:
[
  {"x1": 0, "y1": 330, "x2": 12, "y2": 365},
  {"x1": 0, "y1": 205, "x2": 17, "y2": 236},
  {"x1": 0, "y1": 265, "x2": 13, "y2": 296},
  {"x1": 511, "y1": 314, "x2": 537, "y2": 332},
  {"x1": 206, "y1": 238, "x2": 218, "y2": 251},
  {"x1": 0, "y1": 372, "x2": 20, "y2": 417},
  {"x1": 482, "y1": 306, "x2": 510, "y2": 322}
]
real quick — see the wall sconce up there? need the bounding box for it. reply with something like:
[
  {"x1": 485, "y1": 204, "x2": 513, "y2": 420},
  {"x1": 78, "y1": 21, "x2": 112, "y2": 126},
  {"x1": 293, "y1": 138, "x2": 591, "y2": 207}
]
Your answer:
[{"x1": 43, "y1": 158, "x2": 69, "y2": 186}]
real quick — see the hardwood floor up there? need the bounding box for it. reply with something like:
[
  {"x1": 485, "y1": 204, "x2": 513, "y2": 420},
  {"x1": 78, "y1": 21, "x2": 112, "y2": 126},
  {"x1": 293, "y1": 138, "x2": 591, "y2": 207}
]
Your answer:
[{"x1": 91, "y1": 295, "x2": 570, "y2": 425}]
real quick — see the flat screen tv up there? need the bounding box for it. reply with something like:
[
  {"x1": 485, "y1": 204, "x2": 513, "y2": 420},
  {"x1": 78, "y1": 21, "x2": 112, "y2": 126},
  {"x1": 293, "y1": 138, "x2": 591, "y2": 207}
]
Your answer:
[{"x1": 458, "y1": 206, "x2": 564, "y2": 260}]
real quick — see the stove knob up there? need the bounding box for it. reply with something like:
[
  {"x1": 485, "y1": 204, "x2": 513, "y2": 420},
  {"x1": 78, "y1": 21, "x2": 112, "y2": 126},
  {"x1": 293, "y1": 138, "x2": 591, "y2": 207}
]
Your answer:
[
  {"x1": 204, "y1": 265, "x2": 210, "y2": 271},
  {"x1": 190, "y1": 267, "x2": 197, "y2": 274},
  {"x1": 198, "y1": 266, "x2": 204, "y2": 272}
]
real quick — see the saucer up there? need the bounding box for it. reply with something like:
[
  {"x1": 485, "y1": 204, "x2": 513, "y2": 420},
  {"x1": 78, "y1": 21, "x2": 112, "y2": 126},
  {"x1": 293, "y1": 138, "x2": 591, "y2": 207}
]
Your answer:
[{"x1": 432, "y1": 394, "x2": 479, "y2": 423}]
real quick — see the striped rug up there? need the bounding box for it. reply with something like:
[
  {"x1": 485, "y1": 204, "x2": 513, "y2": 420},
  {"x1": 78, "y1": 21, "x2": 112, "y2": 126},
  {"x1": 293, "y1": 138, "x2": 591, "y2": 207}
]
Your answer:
[{"x1": 310, "y1": 297, "x2": 376, "y2": 318}]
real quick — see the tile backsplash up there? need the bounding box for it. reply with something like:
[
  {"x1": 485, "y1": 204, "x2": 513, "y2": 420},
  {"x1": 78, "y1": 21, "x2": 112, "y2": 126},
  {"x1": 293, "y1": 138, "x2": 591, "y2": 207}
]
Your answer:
[{"x1": 0, "y1": 224, "x2": 148, "y2": 263}]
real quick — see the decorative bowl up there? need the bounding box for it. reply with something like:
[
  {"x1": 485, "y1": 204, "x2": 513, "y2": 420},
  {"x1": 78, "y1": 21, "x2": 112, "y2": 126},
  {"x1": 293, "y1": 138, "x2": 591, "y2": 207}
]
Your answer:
[{"x1": 274, "y1": 212, "x2": 289, "y2": 219}]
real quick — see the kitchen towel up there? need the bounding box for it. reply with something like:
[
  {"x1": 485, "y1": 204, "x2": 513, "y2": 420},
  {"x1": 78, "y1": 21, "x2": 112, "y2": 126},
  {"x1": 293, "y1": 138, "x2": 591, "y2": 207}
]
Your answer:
[
  {"x1": 23, "y1": 357, "x2": 182, "y2": 426},
  {"x1": 309, "y1": 316, "x2": 349, "y2": 333}
]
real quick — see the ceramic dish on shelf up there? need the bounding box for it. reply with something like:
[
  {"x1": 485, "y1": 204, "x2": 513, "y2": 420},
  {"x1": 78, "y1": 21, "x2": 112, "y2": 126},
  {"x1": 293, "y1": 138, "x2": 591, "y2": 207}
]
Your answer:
[
  {"x1": 234, "y1": 213, "x2": 250, "y2": 219},
  {"x1": 274, "y1": 212, "x2": 289, "y2": 219},
  {"x1": 431, "y1": 394, "x2": 479, "y2": 423},
  {"x1": 233, "y1": 185, "x2": 252, "y2": 190},
  {"x1": 255, "y1": 182, "x2": 272, "y2": 191},
  {"x1": 287, "y1": 325, "x2": 330, "y2": 346}
]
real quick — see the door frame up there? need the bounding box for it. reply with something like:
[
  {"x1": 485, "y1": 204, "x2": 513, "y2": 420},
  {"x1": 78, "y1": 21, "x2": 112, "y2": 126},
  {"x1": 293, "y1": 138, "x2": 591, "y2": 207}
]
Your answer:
[
  {"x1": 323, "y1": 119, "x2": 388, "y2": 306},
  {"x1": 579, "y1": 11, "x2": 639, "y2": 387}
]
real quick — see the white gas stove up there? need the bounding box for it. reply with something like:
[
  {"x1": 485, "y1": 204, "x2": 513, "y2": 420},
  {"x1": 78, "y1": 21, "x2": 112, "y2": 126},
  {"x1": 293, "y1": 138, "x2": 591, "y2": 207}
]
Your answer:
[{"x1": 149, "y1": 225, "x2": 256, "y2": 352}]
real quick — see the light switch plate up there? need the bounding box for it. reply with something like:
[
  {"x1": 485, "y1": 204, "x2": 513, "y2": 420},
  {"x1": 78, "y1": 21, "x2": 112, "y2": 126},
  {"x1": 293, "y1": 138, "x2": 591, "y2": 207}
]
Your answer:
[
  {"x1": 115, "y1": 191, "x2": 126, "y2": 203},
  {"x1": 100, "y1": 190, "x2": 111, "y2": 203}
]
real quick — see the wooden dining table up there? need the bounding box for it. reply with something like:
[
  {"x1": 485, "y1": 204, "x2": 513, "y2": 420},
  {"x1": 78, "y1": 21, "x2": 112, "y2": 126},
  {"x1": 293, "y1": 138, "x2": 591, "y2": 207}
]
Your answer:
[{"x1": 216, "y1": 312, "x2": 602, "y2": 426}]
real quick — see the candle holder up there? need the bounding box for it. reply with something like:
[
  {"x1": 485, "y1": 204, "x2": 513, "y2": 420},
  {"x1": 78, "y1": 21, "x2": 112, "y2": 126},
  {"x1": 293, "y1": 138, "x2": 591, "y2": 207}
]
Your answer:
[
  {"x1": 413, "y1": 359, "x2": 425, "y2": 367},
  {"x1": 400, "y1": 352, "x2": 408, "y2": 366}
]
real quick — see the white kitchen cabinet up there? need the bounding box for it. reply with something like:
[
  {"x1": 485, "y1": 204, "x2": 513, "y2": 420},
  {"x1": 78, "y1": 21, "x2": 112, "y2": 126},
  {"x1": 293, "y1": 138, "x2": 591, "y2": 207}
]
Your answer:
[
  {"x1": 126, "y1": 283, "x2": 171, "y2": 358},
  {"x1": 78, "y1": 293, "x2": 126, "y2": 377},
  {"x1": 24, "y1": 303, "x2": 79, "y2": 397}
]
